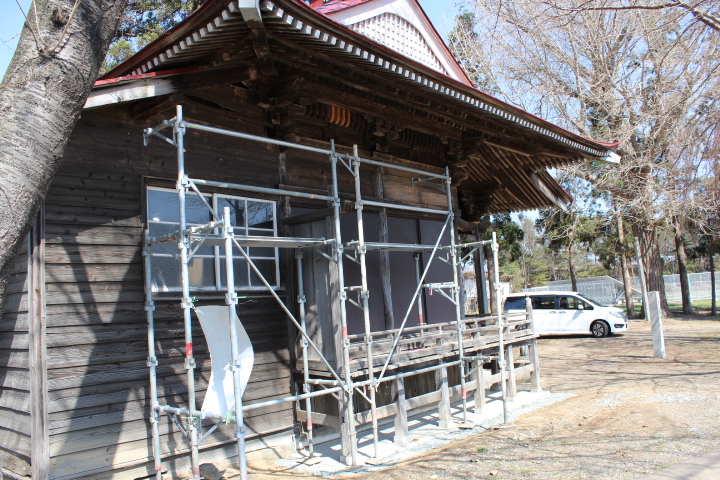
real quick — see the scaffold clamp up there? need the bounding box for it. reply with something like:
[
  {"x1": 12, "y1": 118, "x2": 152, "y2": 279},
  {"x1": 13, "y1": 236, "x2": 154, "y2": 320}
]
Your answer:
[
  {"x1": 225, "y1": 292, "x2": 238, "y2": 305},
  {"x1": 178, "y1": 175, "x2": 192, "y2": 189}
]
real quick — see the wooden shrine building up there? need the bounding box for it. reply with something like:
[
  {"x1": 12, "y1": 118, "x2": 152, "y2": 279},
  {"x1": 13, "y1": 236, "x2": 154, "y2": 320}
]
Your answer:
[{"x1": 0, "y1": 0, "x2": 618, "y2": 479}]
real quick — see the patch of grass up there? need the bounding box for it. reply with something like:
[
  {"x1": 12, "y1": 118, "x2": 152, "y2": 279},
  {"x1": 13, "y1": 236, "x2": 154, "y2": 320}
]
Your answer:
[
  {"x1": 476, "y1": 446, "x2": 488, "y2": 453},
  {"x1": 668, "y1": 300, "x2": 717, "y2": 315},
  {"x1": 617, "y1": 299, "x2": 719, "y2": 316}
]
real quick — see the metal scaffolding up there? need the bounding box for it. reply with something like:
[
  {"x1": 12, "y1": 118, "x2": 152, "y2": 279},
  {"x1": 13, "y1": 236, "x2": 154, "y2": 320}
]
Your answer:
[{"x1": 142, "y1": 106, "x2": 528, "y2": 480}]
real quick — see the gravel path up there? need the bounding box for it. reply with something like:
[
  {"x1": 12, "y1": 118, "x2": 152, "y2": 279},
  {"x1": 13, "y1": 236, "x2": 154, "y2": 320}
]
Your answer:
[{"x1": 242, "y1": 316, "x2": 720, "y2": 480}]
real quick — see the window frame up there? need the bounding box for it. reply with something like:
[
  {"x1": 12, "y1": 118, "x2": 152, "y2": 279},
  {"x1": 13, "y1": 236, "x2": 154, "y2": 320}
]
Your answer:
[{"x1": 146, "y1": 186, "x2": 280, "y2": 293}]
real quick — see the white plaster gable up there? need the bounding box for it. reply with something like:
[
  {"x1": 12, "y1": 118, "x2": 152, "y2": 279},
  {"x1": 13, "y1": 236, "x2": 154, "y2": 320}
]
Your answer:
[{"x1": 321, "y1": 0, "x2": 471, "y2": 85}]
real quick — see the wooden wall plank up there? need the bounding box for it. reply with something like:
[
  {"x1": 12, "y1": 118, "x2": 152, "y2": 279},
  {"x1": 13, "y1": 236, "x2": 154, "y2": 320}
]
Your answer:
[
  {"x1": 0, "y1": 238, "x2": 33, "y2": 475},
  {"x1": 0, "y1": 447, "x2": 31, "y2": 478}
]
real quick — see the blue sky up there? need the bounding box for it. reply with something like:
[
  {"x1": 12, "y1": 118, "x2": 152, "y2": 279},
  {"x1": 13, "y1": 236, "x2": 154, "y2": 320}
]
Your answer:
[{"x1": 0, "y1": 0, "x2": 460, "y2": 79}]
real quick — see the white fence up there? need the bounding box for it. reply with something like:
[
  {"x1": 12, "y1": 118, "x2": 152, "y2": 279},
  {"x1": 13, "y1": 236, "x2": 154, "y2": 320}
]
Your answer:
[
  {"x1": 524, "y1": 272, "x2": 719, "y2": 305},
  {"x1": 658, "y1": 272, "x2": 720, "y2": 302}
]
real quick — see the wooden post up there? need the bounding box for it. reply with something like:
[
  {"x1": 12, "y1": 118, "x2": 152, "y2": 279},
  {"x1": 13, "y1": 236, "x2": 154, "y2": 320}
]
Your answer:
[
  {"x1": 526, "y1": 296, "x2": 541, "y2": 392},
  {"x1": 393, "y1": 377, "x2": 410, "y2": 445},
  {"x1": 473, "y1": 227, "x2": 489, "y2": 315},
  {"x1": 327, "y1": 211, "x2": 355, "y2": 465},
  {"x1": 28, "y1": 205, "x2": 49, "y2": 480},
  {"x1": 473, "y1": 359, "x2": 486, "y2": 413},
  {"x1": 506, "y1": 345, "x2": 517, "y2": 401},
  {"x1": 375, "y1": 167, "x2": 395, "y2": 330},
  {"x1": 436, "y1": 366, "x2": 452, "y2": 428},
  {"x1": 528, "y1": 340, "x2": 542, "y2": 393}
]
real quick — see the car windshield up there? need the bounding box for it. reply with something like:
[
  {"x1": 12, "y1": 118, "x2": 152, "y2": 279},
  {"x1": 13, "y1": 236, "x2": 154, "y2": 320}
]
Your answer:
[{"x1": 578, "y1": 293, "x2": 606, "y2": 307}]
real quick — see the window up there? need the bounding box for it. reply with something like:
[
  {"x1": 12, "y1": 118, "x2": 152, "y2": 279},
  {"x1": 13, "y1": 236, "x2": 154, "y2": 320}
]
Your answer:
[
  {"x1": 557, "y1": 296, "x2": 592, "y2": 310},
  {"x1": 531, "y1": 296, "x2": 556, "y2": 310},
  {"x1": 504, "y1": 297, "x2": 527, "y2": 312},
  {"x1": 147, "y1": 187, "x2": 278, "y2": 292}
]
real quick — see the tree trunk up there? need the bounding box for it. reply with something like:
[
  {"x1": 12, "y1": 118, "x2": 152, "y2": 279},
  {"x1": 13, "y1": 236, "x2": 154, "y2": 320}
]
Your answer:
[
  {"x1": 617, "y1": 211, "x2": 635, "y2": 317},
  {"x1": 568, "y1": 243, "x2": 577, "y2": 291},
  {"x1": 550, "y1": 252, "x2": 560, "y2": 281},
  {"x1": 710, "y1": 241, "x2": 716, "y2": 316},
  {"x1": 632, "y1": 222, "x2": 671, "y2": 317},
  {"x1": 672, "y1": 216, "x2": 693, "y2": 314},
  {"x1": 0, "y1": 0, "x2": 125, "y2": 312}
]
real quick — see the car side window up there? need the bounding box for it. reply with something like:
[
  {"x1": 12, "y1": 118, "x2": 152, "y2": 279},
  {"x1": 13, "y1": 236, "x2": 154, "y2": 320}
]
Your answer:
[
  {"x1": 579, "y1": 299, "x2": 593, "y2": 310},
  {"x1": 558, "y1": 296, "x2": 582, "y2": 310},
  {"x1": 532, "y1": 296, "x2": 555, "y2": 309}
]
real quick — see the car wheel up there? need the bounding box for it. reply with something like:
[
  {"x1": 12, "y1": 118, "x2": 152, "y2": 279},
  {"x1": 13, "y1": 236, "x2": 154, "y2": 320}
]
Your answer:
[{"x1": 591, "y1": 320, "x2": 609, "y2": 338}]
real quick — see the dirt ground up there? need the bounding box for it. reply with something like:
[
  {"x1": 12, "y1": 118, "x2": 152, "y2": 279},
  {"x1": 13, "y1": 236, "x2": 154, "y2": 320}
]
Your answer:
[{"x1": 247, "y1": 314, "x2": 720, "y2": 480}]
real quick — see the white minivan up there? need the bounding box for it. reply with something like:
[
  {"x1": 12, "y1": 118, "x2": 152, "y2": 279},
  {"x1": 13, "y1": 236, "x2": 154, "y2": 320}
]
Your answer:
[{"x1": 503, "y1": 291, "x2": 629, "y2": 338}]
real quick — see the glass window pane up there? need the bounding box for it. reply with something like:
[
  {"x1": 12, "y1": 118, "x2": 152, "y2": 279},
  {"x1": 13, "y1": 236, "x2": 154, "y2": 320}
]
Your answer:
[
  {"x1": 187, "y1": 236, "x2": 215, "y2": 257},
  {"x1": 558, "y1": 296, "x2": 581, "y2": 310},
  {"x1": 219, "y1": 258, "x2": 249, "y2": 288},
  {"x1": 217, "y1": 197, "x2": 245, "y2": 227},
  {"x1": 148, "y1": 190, "x2": 180, "y2": 223},
  {"x1": 149, "y1": 222, "x2": 179, "y2": 238},
  {"x1": 148, "y1": 189, "x2": 211, "y2": 225},
  {"x1": 504, "y1": 297, "x2": 526, "y2": 312},
  {"x1": 233, "y1": 227, "x2": 249, "y2": 239},
  {"x1": 247, "y1": 201, "x2": 273, "y2": 229},
  {"x1": 250, "y1": 260, "x2": 277, "y2": 287},
  {"x1": 188, "y1": 256, "x2": 215, "y2": 288},
  {"x1": 186, "y1": 194, "x2": 213, "y2": 225},
  {"x1": 532, "y1": 296, "x2": 556, "y2": 309},
  {"x1": 151, "y1": 255, "x2": 181, "y2": 292}
]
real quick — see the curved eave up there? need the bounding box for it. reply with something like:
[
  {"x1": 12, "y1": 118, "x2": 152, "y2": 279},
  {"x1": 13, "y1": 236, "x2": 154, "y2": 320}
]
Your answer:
[
  {"x1": 277, "y1": 0, "x2": 614, "y2": 157},
  {"x1": 96, "y1": 0, "x2": 616, "y2": 158}
]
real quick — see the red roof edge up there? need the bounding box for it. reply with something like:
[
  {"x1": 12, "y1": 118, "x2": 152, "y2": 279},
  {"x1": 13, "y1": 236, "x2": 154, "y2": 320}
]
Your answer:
[
  {"x1": 544, "y1": 171, "x2": 574, "y2": 204},
  {"x1": 95, "y1": 67, "x2": 202, "y2": 87}
]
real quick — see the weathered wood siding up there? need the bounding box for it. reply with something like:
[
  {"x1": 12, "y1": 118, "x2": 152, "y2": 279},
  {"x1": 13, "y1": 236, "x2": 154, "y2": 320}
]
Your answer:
[
  {"x1": 41, "y1": 105, "x2": 294, "y2": 479},
  {"x1": 0, "y1": 238, "x2": 32, "y2": 478},
  {"x1": 2, "y1": 85, "x2": 463, "y2": 478}
]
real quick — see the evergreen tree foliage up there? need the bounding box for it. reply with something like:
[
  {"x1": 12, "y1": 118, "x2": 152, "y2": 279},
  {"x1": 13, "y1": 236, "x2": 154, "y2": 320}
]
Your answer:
[{"x1": 103, "y1": 0, "x2": 207, "y2": 73}]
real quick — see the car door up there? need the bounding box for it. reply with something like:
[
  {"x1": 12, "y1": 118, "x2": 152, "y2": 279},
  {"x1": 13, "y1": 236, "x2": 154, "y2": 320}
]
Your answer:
[
  {"x1": 556, "y1": 295, "x2": 594, "y2": 333},
  {"x1": 529, "y1": 295, "x2": 557, "y2": 333}
]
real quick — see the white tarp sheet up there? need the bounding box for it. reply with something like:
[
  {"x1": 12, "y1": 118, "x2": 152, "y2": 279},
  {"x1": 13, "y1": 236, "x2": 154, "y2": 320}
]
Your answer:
[{"x1": 195, "y1": 305, "x2": 254, "y2": 416}]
